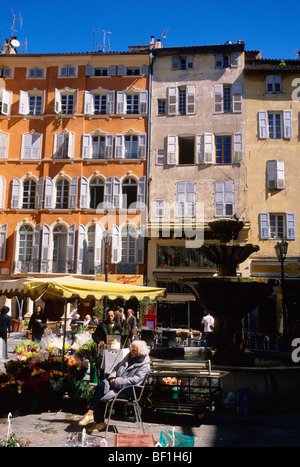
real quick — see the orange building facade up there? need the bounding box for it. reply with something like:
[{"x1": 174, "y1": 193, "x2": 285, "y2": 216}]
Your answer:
[{"x1": 0, "y1": 48, "x2": 150, "y2": 296}]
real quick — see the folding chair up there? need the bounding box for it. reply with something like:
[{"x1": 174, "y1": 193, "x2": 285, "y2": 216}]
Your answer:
[{"x1": 104, "y1": 374, "x2": 149, "y2": 438}]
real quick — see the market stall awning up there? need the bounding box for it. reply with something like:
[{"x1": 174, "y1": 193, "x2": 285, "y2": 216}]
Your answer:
[{"x1": 0, "y1": 276, "x2": 165, "y2": 302}]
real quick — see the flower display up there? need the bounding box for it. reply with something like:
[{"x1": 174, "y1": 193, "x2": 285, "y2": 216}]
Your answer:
[
  {"x1": 14, "y1": 340, "x2": 42, "y2": 361},
  {"x1": 163, "y1": 377, "x2": 182, "y2": 386}
]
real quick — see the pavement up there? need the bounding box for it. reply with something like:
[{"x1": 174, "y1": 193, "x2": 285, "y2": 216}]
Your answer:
[{"x1": 1, "y1": 333, "x2": 300, "y2": 449}]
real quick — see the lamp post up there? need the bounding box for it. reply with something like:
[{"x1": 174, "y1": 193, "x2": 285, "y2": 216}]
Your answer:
[
  {"x1": 274, "y1": 238, "x2": 289, "y2": 338},
  {"x1": 103, "y1": 228, "x2": 112, "y2": 319}
]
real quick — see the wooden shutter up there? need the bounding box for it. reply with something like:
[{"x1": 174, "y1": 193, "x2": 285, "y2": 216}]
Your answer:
[
  {"x1": 137, "y1": 176, "x2": 146, "y2": 208},
  {"x1": 233, "y1": 132, "x2": 244, "y2": 163},
  {"x1": 107, "y1": 91, "x2": 115, "y2": 114},
  {"x1": 115, "y1": 134, "x2": 124, "y2": 158},
  {"x1": 136, "y1": 225, "x2": 146, "y2": 264},
  {"x1": 232, "y1": 83, "x2": 242, "y2": 113},
  {"x1": 11, "y1": 177, "x2": 20, "y2": 208},
  {"x1": 167, "y1": 135, "x2": 178, "y2": 165},
  {"x1": 67, "y1": 224, "x2": 76, "y2": 269},
  {"x1": 32, "y1": 224, "x2": 41, "y2": 270},
  {"x1": 286, "y1": 213, "x2": 296, "y2": 240},
  {"x1": 54, "y1": 88, "x2": 61, "y2": 113},
  {"x1": 116, "y1": 91, "x2": 125, "y2": 114},
  {"x1": 19, "y1": 90, "x2": 29, "y2": 115},
  {"x1": 176, "y1": 182, "x2": 186, "y2": 217},
  {"x1": 171, "y1": 56, "x2": 180, "y2": 70},
  {"x1": 41, "y1": 223, "x2": 51, "y2": 272},
  {"x1": 214, "y1": 84, "x2": 223, "y2": 113},
  {"x1": 0, "y1": 177, "x2": 4, "y2": 208},
  {"x1": 215, "y1": 54, "x2": 223, "y2": 68},
  {"x1": 214, "y1": 181, "x2": 234, "y2": 216},
  {"x1": 0, "y1": 224, "x2": 7, "y2": 261},
  {"x1": 186, "y1": 85, "x2": 196, "y2": 114},
  {"x1": 0, "y1": 90, "x2": 12, "y2": 115},
  {"x1": 113, "y1": 177, "x2": 121, "y2": 208},
  {"x1": 69, "y1": 177, "x2": 78, "y2": 209},
  {"x1": 94, "y1": 222, "x2": 103, "y2": 269},
  {"x1": 187, "y1": 56, "x2": 194, "y2": 69},
  {"x1": 283, "y1": 110, "x2": 293, "y2": 138},
  {"x1": 79, "y1": 176, "x2": 88, "y2": 208},
  {"x1": 139, "y1": 91, "x2": 148, "y2": 114},
  {"x1": 195, "y1": 134, "x2": 204, "y2": 164},
  {"x1": 167, "y1": 87, "x2": 177, "y2": 115},
  {"x1": 76, "y1": 224, "x2": 86, "y2": 274},
  {"x1": 44, "y1": 177, "x2": 53, "y2": 208},
  {"x1": 258, "y1": 111, "x2": 268, "y2": 139},
  {"x1": 0, "y1": 133, "x2": 8, "y2": 158},
  {"x1": 111, "y1": 224, "x2": 121, "y2": 264},
  {"x1": 118, "y1": 65, "x2": 126, "y2": 76},
  {"x1": 104, "y1": 177, "x2": 113, "y2": 208},
  {"x1": 36, "y1": 177, "x2": 44, "y2": 209},
  {"x1": 105, "y1": 134, "x2": 113, "y2": 159},
  {"x1": 260, "y1": 213, "x2": 269, "y2": 239},
  {"x1": 155, "y1": 148, "x2": 165, "y2": 165},
  {"x1": 140, "y1": 65, "x2": 148, "y2": 75},
  {"x1": 108, "y1": 66, "x2": 116, "y2": 76},
  {"x1": 186, "y1": 182, "x2": 196, "y2": 218},
  {"x1": 267, "y1": 160, "x2": 285, "y2": 190},
  {"x1": 231, "y1": 53, "x2": 239, "y2": 67},
  {"x1": 85, "y1": 65, "x2": 94, "y2": 76},
  {"x1": 82, "y1": 134, "x2": 91, "y2": 159},
  {"x1": 67, "y1": 132, "x2": 74, "y2": 158},
  {"x1": 84, "y1": 91, "x2": 93, "y2": 114},
  {"x1": 138, "y1": 134, "x2": 146, "y2": 158},
  {"x1": 203, "y1": 133, "x2": 214, "y2": 163}
]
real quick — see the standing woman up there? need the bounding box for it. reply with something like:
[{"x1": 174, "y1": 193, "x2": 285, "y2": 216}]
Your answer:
[
  {"x1": 28, "y1": 305, "x2": 47, "y2": 342},
  {"x1": 0, "y1": 306, "x2": 11, "y2": 359}
]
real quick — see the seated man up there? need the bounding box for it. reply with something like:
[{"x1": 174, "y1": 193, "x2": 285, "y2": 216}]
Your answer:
[{"x1": 79, "y1": 340, "x2": 150, "y2": 433}]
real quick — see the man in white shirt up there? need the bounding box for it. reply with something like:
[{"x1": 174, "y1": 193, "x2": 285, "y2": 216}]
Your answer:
[{"x1": 201, "y1": 311, "x2": 214, "y2": 348}]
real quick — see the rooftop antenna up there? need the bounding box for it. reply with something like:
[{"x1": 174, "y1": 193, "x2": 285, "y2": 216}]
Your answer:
[
  {"x1": 161, "y1": 27, "x2": 169, "y2": 46},
  {"x1": 102, "y1": 30, "x2": 111, "y2": 52},
  {"x1": 11, "y1": 9, "x2": 23, "y2": 38},
  {"x1": 92, "y1": 27, "x2": 101, "y2": 52}
]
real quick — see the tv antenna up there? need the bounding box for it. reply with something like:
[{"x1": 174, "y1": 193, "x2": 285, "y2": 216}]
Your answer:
[
  {"x1": 102, "y1": 30, "x2": 111, "y2": 52},
  {"x1": 161, "y1": 27, "x2": 169, "y2": 45},
  {"x1": 11, "y1": 9, "x2": 23, "y2": 38},
  {"x1": 92, "y1": 28, "x2": 112, "y2": 52}
]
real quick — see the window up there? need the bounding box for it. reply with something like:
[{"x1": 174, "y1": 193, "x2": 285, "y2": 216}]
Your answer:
[
  {"x1": 18, "y1": 225, "x2": 33, "y2": 262},
  {"x1": 157, "y1": 245, "x2": 214, "y2": 268},
  {"x1": 215, "y1": 53, "x2": 239, "y2": 68},
  {"x1": 214, "y1": 181, "x2": 234, "y2": 217},
  {"x1": 55, "y1": 179, "x2": 69, "y2": 209},
  {"x1": 126, "y1": 68, "x2": 140, "y2": 76},
  {"x1": 167, "y1": 86, "x2": 196, "y2": 116},
  {"x1": 22, "y1": 179, "x2": 36, "y2": 209},
  {"x1": 117, "y1": 65, "x2": 148, "y2": 76},
  {"x1": 0, "y1": 66, "x2": 13, "y2": 78},
  {"x1": 82, "y1": 132, "x2": 113, "y2": 159},
  {"x1": 83, "y1": 90, "x2": 115, "y2": 115},
  {"x1": 52, "y1": 225, "x2": 68, "y2": 272},
  {"x1": 90, "y1": 177, "x2": 104, "y2": 209},
  {"x1": 171, "y1": 56, "x2": 194, "y2": 70},
  {"x1": 215, "y1": 136, "x2": 232, "y2": 164},
  {"x1": 115, "y1": 133, "x2": 146, "y2": 159},
  {"x1": 116, "y1": 90, "x2": 148, "y2": 115},
  {"x1": 104, "y1": 177, "x2": 121, "y2": 208},
  {"x1": 158, "y1": 99, "x2": 166, "y2": 115},
  {"x1": 85, "y1": 65, "x2": 116, "y2": 76},
  {"x1": 176, "y1": 181, "x2": 195, "y2": 218},
  {"x1": 27, "y1": 67, "x2": 45, "y2": 78},
  {"x1": 154, "y1": 199, "x2": 165, "y2": 218},
  {"x1": 54, "y1": 131, "x2": 74, "y2": 158},
  {"x1": 260, "y1": 212, "x2": 296, "y2": 240},
  {"x1": 58, "y1": 65, "x2": 77, "y2": 77},
  {"x1": 19, "y1": 90, "x2": 45, "y2": 116},
  {"x1": 214, "y1": 83, "x2": 242, "y2": 114},
  {"x1": 0, "y1": 224, "x2": 7, "y2": 262},
  {"x1": 22, "y1": 133, "x2": 42, "y2": 159},
  {"x1": 0, "y1": 132, "x2": 8, "y2": 158},
  {"x1": 121, "y1": 225, "x2": 136, "y2": 263},
  {"x1": 55, "y1": 88, "x2": 77, "y2": 115},
  {"x1": 178, "y1": 136, "x2": 195, "y2": 164},
  {"x1": 266, "y1": 75, "x2": 281, "y2": 94},
  {"x1": 14, "y1": 224, "x2": 40, "y2": 273},
  {"x1": 258, "y1": 110, "x2": 292, "y2": 139},
  {"x1": 267, "y1": 160, "x2": 285, "y2": 190},
  {"x1": 0, "y1": 90, "x2": 12, "y2": 115},
  {"x1": 122, "y1": 177, "x2": 137, "y2": 209}
]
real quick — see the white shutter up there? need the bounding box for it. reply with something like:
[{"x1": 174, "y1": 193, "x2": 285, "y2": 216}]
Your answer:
[
  {"x1": 214, "y1": 84, "x2": 223, "y2": 113},
  {"x1": 186, "y1": 85, "x2": 196, "y2": 114},
  {"x1": 286, "y1": 213, "x2": 296, "y2": 240},
  {"x1": 84, "y1": 91, "x2": 93, "y2": 114},
  {"x1": 36, "y1": 177, "x2": 44, "y2": 209},
  {"x1": 105, "y1": 134, "x2": 113, "y2": 159},
  {"x1": 136, "y1": 225, "x2": 145, "y2": 264},
  {"x1": 233, "y1": 132, "x2": 244, "y2": 163},
  {"x1": 67, "y1": 224, "x2": 76, "y2": 268},
  {"x1": 54, "y1": 88, "x2": 61, "y2": 114},
  {"x1": 137, "y1": 176, "x2": 146, "y2": 208},
  {"x1": 44, "y1": 177, "x2": 53, "y2": 208},
  {"x1": 32, "y1": 224, "x2": 41, "y2": 269},
  {"x1": 115, "y1": 134, "x2": 124, "y2": 158},
  {"x1": 186, "y1": 182, "x2": 196, "y2": 218},
  {"x1": 231, "y1": 53, "x2": 239, "y2": 67},
  {"x1": 138, "y1": 133, "x2": 146, "y2": 158},
  {"x1": 176, "y1": 182, "x2": 186, "y2": 217},
  {"x1": 155, "y1": 147, "x2": 165, "y2": 165},
  {"x1": 94, "y1": 222, "x2": 102, "y2": 269},
  {"x1": 0, "y1": 133, "x2": 8, "y2": 158},
  {"x1": 113, "y1": 177, "x2": 121, "y2": 208},
  {"x1": 232, "y1": 83, "x2": 242, "y2": 113},
  {"x1": 167, "y1": 135, "x2": 178, "y2": 165},
  {"x1": 107, "y1": 91, "x2": 115, "y2": 114},
  {"x1": 116, "y1": 91, "x2": 125, "y2": 114},
  {"x1": 224, "y1": 181, "x2": 234, "y2": 216},
  {"x1": 79, "y1": 176, "x2": 88, "y2": 208},
  {"x1": 104, "y1": 177, "x2": 113, "y2": 208},
  {"x1": 111, "y1": 224, "x2": 121, "y2": 264},
  {"x1": 258, "y1": 111, "x2": 268, "y2": 139},
  {"x1": 0, "y1": 224, "x2": 7, "y2": 262},
  {"x1": 76, "y1": 224, "x2": 86, "y2": 274},
  {"x1": 214, "y1": 181, "x2": 225, "y2": 217},
  {"x1": 260, "y1": 213, "x2": 269, "y2": 239},
  {"x1": 195, "y1": 134, "x2": 204, "y2": 164},
  {"x1": 82, "y1": 133, "x2": 91, "y2": 159},
  {"x1": 0, "y1": 177, "x2": 4, "y2": 208},
  {"x1": 203, "y1": 133, "x2": 214, "y2": 164},
  {"x1": 67, "y1": 132, "x2": 74, "y2": 158},
  {"x1": 167, "y1": 87, "x2": 177, "y2": 115},
  {"x1": 69, "y1": 177, "x2": 78, "y2": 209},
  {"x1": 0, "y1": 90, "x2": 12, "y2": 116},
  {"x1": 19, "y1": 90, "x2": 29, "y2": 115},
  {"x1": 139, "y1": 91, "x2": 148, "y2": 114},
  {"x1": 283, "y1": 110, "x2": 293, "y2": 138},
  {"x1": 267, "y1": 160, "x2": 285, "y2": 190},
  {"x1": 41, "y1": 223, "x2": 51, "y2": 272},
  {"x1": 23, "y1": 134, "x2": 33, "y2": 158},
  {"x1": 118, "y1": 65, "x2": 126, "y2": 76},
  {"x1": 11, "y1": 177, "x2": 20, "y2": 208}
]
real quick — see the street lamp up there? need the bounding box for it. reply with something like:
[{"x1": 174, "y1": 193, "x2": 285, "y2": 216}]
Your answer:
[
  {"x1": 274, "y1": 238, "x2": 289, "y2": 338},
  {"x1": 103, "y1": 228, "x2": 112, "y2": 318}
]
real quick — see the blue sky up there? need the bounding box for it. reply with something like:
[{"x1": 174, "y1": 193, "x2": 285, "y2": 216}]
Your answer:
[{"x1": 1, "y1": 0, "x2": 300, "y2": 59}]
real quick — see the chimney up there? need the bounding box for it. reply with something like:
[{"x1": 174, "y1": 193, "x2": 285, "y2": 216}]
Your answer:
[
  {"x1": 155, "y1": 39, "x2": 162, "y2": 49},
  {"x1": 150, "y1": 36, "x2": 155, "y2": 49},
  {"x1": 1, "y1": 37, "x2": 18, "y2": 55}
]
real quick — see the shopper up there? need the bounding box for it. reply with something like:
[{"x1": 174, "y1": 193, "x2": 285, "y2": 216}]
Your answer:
[
  {"x1": 201, "y1": 311, "x2": 214, "y2": 348},
  {"x1": 0, "y1": 306, "x2": 11, "y2": 359},
  {"x1": 28, "y1": 305, "x2": 47, "y2": 342}
]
